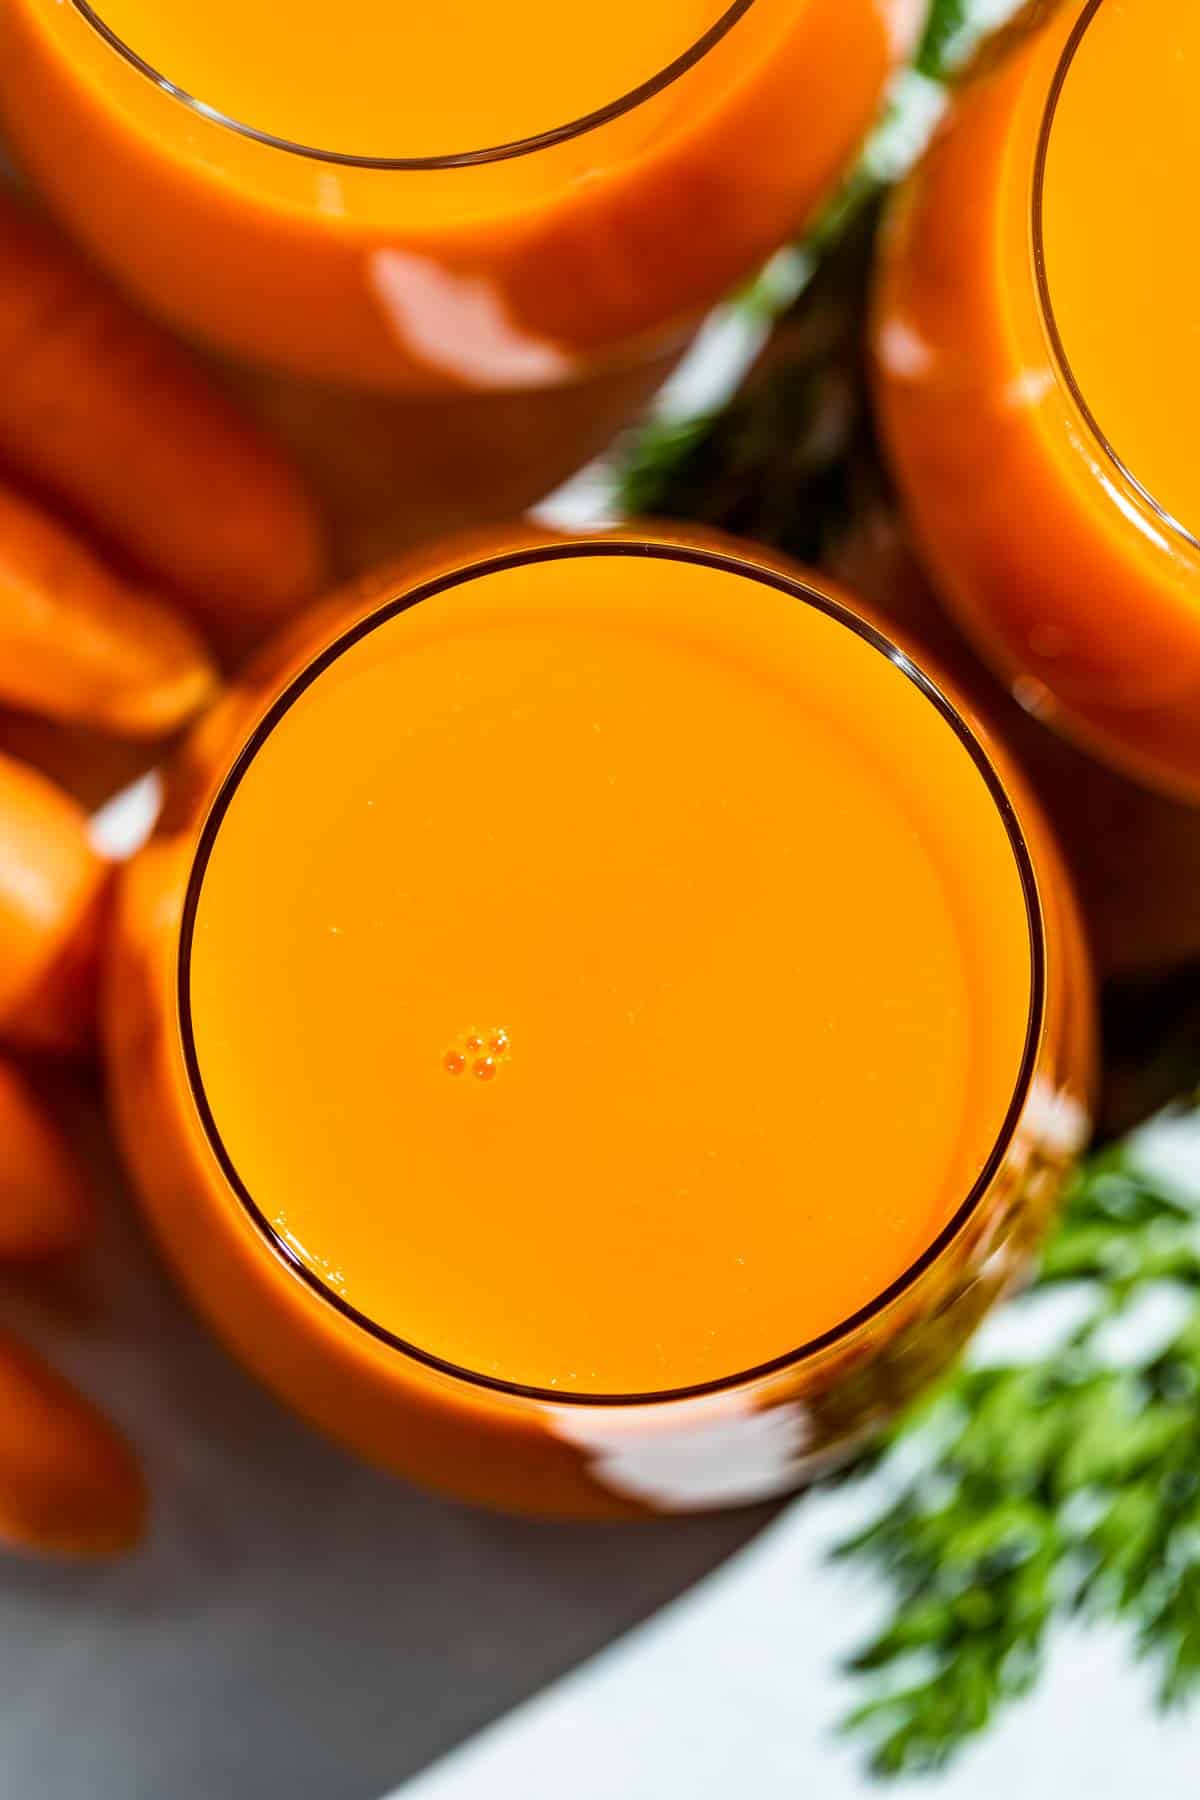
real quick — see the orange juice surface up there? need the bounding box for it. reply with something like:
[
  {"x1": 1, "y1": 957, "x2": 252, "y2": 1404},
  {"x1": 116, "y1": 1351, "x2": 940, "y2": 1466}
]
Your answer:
[
  {"x1": 89, "y1": 0, "x2": 734, "y2": 161},
  {"x1": 183, "y1": 545, "x2": 1033, "y2": 1398},
  {"x1": 1039, "y1": 0, "x2": 1200, "y2": 538},
  {"x1": 0, "y1": 0, "x2": 909, "y2": 384}
]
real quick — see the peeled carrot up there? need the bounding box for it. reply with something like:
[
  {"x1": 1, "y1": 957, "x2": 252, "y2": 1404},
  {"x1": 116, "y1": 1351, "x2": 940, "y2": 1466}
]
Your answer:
[
  {"x1": 0, "y1": 189, "x2": 329, "y2": 646},
  {"x1": 0, "y1": 481, "x2": 218, "y2": 737},
  {"x1": 0, "y1": 751, "x2": 108, "y2": 1053},
  {"x1": 0, "y1": 1061, "x2": 91, "y2": 1260},
  {"x1": 0, "y1": 1327, "x2": 146, "y2": 1556}
]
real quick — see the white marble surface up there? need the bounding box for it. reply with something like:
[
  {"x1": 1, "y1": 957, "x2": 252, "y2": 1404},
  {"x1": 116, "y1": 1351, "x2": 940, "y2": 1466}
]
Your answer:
[{"x1": 391, "y1": 1493, "x2": 1199, "y2": 1800}]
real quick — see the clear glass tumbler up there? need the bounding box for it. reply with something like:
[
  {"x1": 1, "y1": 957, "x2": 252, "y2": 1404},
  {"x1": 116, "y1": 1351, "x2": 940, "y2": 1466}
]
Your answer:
[{"x1": 104, "y1": 524, "x2": 1095, "y2": 1516}]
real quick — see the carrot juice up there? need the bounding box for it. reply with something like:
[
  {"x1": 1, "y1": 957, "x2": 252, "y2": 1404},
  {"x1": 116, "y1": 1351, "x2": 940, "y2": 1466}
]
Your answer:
[
  {"x1": 104, "y1": 527, "x2": 1094, "y2": 1516},
  {"x1": 874, "y1": 0, "x2": 1200, "y2": 800},
  {"x1": 0, "y1": 0, "x2": 917, "y2": 391}
]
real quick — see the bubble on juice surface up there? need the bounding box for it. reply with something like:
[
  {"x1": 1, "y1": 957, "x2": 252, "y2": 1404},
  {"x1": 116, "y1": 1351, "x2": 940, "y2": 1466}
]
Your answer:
[{"x1": 444, "y1": 1028, "x2": 512, "y2": 1079}]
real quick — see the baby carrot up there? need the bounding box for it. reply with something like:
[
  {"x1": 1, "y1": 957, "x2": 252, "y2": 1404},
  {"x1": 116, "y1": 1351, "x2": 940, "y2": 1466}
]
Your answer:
[
  {"x1": 0, "y1": 190, "x2": 329, "y2": 647},
  {"x1": 0, "y1": 1328, "x2": 146, "y2": 1557},
  {"x1": 0, "y1": 481, "x2": 218, "y2": 737},
  {"x1": 0, "y1": 752, "x2": 108, "y2": 1055},
  {"x1": 0, "y1": 1061, "x2": 91, "y2": 1261}
]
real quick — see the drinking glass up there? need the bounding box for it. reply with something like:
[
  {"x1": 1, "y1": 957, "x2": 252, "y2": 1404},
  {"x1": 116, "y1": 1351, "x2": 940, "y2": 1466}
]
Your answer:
[
  {"x1": 874, "y1": 0, "x2": 1200, "y2": 799},
  {"x1": 105, "y1": 524, "x2": 1095, "y2": 1516}
]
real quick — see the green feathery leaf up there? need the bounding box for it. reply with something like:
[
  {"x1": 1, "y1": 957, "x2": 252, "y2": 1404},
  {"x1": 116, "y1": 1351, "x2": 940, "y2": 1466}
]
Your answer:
[{"x1": 838, "y1": 1104, "x2": 1200, "y2": 1776}]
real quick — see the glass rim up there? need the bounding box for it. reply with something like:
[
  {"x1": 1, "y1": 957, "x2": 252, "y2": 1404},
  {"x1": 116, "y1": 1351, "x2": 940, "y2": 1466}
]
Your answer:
[
  {"x1": 176, "y1": 539, "x2": 1048, "y2": 1411},
  {"x1": 1031, "y1": 0, "x2": 1200, "y2": 555},
  {"x1": 68, "y1": 0, "x2": 758, "y2": 171}
]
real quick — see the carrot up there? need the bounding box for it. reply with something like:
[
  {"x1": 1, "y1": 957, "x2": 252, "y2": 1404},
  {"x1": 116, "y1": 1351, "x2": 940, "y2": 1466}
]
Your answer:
[
  {"x1": 3, "y1": 865, "x2": 113, "y2": 1059},
  {"x1": 0, "y1": 1061, "x2": 91, "y2": 1260},
  {"x1": 0, "y1": 190, "x2": 329, "y2": 648},
  {"x1": 0, "y1": 1327, "x2": 146, "y2": 1556},
  {"x1": 0, "y1": 481, "x2": 218, "y2": 737},
  {"x1": 0, "y1": 752, "x2": 108, "y2": 1054}
]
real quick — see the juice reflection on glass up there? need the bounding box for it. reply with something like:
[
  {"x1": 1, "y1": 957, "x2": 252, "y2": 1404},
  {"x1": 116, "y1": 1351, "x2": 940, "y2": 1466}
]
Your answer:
[
  {"x1": 105, "y1": 527, "x2": 1094, "y2": 1517},
  {"x1": 874, "y1": 0, "x2": 1200, "y2": 800},
  {"x1": 0, "y1": 0, "x2": 918, "y2": 390}
]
